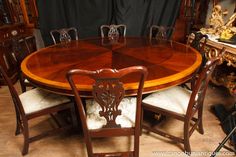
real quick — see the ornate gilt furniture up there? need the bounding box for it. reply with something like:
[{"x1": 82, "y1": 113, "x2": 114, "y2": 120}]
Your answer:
[
  {"x1": 142, "y1": 56, "x2": 223, "y2": 153},
  {"x1": 202, "y1": 35, "x2": 236, "y2": 95},
  {"x1": 0, "y1": 65, "x2": 76, "y2": 155},
  {"x1": 21, "y1": 37, "x2": 202, "y2": 96},
  {"x1": 67, "y1": 66, "x2": 147, "y2": 157},
  {"x1": 149, "y1": 25, "x2": 175, "y2": 40},
  {"x1": 50, "y1": 27, "x2": 78, "y2": 45},
  {"x1": 100, "y1": 24, "x2": 126, "y2": 38}
]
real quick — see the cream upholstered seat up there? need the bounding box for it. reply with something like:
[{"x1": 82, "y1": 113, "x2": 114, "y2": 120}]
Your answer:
[
  {"x1": 24, "y1": 79, "x2": 30, "y2": 83},
  {"x1": 0, "y1": 65, "x2": 76, "y2": 155},
  {"x1": 86, "y1": 97, "x2": 136, "y2": 129},
  {"x1": 142, "y1": 86, "x2": 191, "y2": 115},
  {"x1": 141, "y1": 55, "x2": 224, "y2": 153},
  {"x1": 20, "y1": 88, "x2": 71, "y2": 114}
]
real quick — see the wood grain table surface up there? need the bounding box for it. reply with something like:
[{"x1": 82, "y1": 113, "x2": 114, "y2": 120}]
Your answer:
[{"x1": 21, "y1": 37, "x2": 202, "y2": 96}]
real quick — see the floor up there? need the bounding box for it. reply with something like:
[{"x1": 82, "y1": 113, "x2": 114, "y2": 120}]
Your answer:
[{"x1": 0, "y1": 82, "x2": 235, "y2": 157}]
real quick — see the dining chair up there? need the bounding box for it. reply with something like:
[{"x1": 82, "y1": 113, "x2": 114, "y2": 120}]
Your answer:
[
  {"x1": 187, "y1": 32, "x2": 208, "y2": 68},
  {"x1": 67, "y1": 66, "x2": 148, "y2": 157},
  {"x1": 11, "y1": 38, "x2": 34, "y2": 92},
  {"x1": 181, "y1": 32, "x2": 211, "y2": 90},
  {"x1": 0, "y1": 66, "x2": 76, "y2": 155},
  {"x1": 149, "y1": 25, "x2": 175, "y2": 40},
  {"x1": 50, "y1": 27, "x2": 78, "y2": 45},
  {"x1": 142, "y1": 54, "x2": 223, "y2": 153},
  {"x1": 100, "y1": 24, "x2": 126, "y2": 38}
]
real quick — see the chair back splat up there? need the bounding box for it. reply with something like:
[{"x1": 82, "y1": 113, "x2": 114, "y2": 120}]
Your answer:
[
  {"x1": 187, "y1": 32, "x2": 208, "y2": 68},
  {"x1": 100, "y1": 24, "x2": 126, "y2": 38},
  {"x1": 67, "y1": 66, "x2": 148, "y2": 157},
  {"x1": 50, "y1": 27, "x2": 78, "y2": 45},
  {"x1": 11, "y1": 37, "x2": 36, "y2": 92},
  {"x1": 184, "y1": 52, "x2": 225, "y2": 153},
  {"x1": 186, "y1": 49, "x2": 225, "y2": 118},
  {"x1": 149, "y1": 25, "x2": 175, "y2": 40},
  {"x1": 142, "y1": 51, "x2": 225, "y2": 153}
]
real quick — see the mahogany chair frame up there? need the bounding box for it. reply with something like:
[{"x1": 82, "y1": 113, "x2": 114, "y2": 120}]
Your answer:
[
  {"x1": 142, "y1": 55, "x2": 223, "y2": 153},
  {"x1": 11, "y1": 37, "x2": 35, "y2": 92},
  {"x1": 21, "y1": 36, "x2": 37, "y2": 92},
  {"x1": 187, "y1": 32, "x2": 208, "y2": 66},
  {"x1": 0, "y1": 66, "x2": 76, "y2": 155},
  {"x1": 100, "y1": 24, "x2": 127, "y2": 38},
  {"x1": 67, "y1": 66, "x2": 148, "y2": 157},
  {"x1": 182, "y1": 32, "x2": 210, "y2": 90},
  {"x1": 50, "y1": 27, "x2": 79, "y2": 45},
  {"x1": 149, "y1": 25, "x2": 175, "y2": 40}
]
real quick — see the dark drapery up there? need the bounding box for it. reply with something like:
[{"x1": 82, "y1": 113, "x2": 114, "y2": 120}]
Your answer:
[{"x1": 37, "y1": 0, "x2": 181, "y2": 46}]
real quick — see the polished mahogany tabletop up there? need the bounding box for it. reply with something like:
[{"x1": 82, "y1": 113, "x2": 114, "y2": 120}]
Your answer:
[{"x1": 21, "y1": 37, "x2": 202, "y2": 96}]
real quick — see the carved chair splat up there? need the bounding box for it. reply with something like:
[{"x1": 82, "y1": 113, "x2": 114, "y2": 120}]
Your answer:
[
  {"x1": 149, "y1": 25, "x2": 175, "y2": 40},
  {"x1": 100, "y1": 24, "x2": 126, "y2": 39},
  {"x1": 67, "y1": 66, "x2": 148, "y2": 157},
  {"x1": 50, "y1": 27, "x2": 78, "y2": 45}
]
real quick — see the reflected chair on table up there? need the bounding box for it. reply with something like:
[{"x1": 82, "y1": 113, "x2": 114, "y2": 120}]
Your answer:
[
  {"x1": 142, "y1": 54, "x2": 224, "y2": 153},
  {"x1": 0, "y1": 66, "x2": 76, "y2": 155},
  {"x1": 50, "y1": 27, "x2": 78, "y2": 45},
  {"x1": 100, "y1": 24, "x2": 126, "y2": 38},
  {"x1": 149, "y1": 25, "x2": 175, "y2": 40},
  {"x1": 67, "y1": 66, "x2": 147, "y2": 157}
]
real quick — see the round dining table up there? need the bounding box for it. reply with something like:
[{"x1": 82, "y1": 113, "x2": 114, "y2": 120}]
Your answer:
[{"x1": 21, "y1": 37, "x2": 202, "y2": 97}]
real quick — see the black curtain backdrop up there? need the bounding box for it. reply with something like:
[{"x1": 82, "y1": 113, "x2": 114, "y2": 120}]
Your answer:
[{"x1": 37, "y1": 0, "x2": 181, "y2": 46}]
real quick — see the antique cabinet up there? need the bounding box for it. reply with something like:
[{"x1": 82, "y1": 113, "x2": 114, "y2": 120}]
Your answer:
[
  {"x1": 204, "y1": 38, "x2": 236, "y2": 95},
  {"x1": 172, "y1": 0, "x2": 211, "y2": 42},
  {"x1": 0, "y1": 24, "x2": 33, "y2": 84},
  {"x1": 188, "y1": 32, "x2": 236, "y2": 95},
  {"x1": 0, "y1": 0, "x2": 36, "y2": 84}
]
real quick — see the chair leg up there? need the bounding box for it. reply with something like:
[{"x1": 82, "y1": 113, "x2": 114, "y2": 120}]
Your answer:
[
  {"x1": 15, "y1": 119, "x2": 21, "y2": 135},
  {"x1": 140, "y1": 108, "x2": 143, "y2": 135},
  {"x1": 22, "y1": 120, "x2": 29, "y2": 155},
  {"x1": 198, "y1": 106, "x2": 204, "y2": 134},
  {"x1": 19, "y1": 73, "x2": 27, "y2": 92},
  {"x1": 134, "y1": 133, "x2": 140, "y2": 157},
  {"x1": 19, "y1": 80, "x2": 26, "y2": 93},
  {"x1": 184, "y1": 122, "x2": 191, "y2": 154},
  {"x1": 15, "y1": 109, "x2": 21, "y2": 135},
  {"x1": 70, "y1": 105, "x2": 78, "y2": 128},
  {"x1": 21, "y1": 85, "x2": 26, "y2": 93}
]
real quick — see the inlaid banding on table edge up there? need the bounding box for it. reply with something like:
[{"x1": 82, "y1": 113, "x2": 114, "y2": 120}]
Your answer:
[{"x1": 21, "y1": 37, "x2": 202, "y2": 96}]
